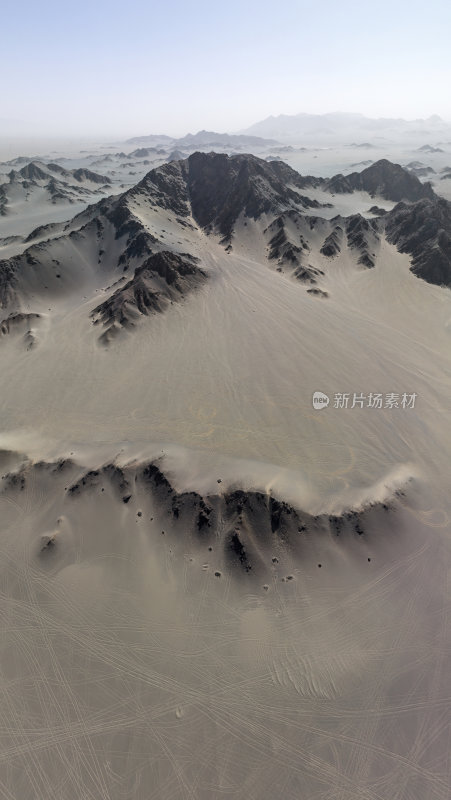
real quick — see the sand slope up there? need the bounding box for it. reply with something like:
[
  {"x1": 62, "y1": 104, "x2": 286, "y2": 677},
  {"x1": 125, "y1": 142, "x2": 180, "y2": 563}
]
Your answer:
[{"x1": 1, "y1": 152, "x2": 451, "y2": 799}]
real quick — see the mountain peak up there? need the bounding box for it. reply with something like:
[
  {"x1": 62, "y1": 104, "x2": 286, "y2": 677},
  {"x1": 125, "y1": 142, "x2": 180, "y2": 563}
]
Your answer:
[{"x1": 182, "y1": 151, "x2": 321, "y2": 238}]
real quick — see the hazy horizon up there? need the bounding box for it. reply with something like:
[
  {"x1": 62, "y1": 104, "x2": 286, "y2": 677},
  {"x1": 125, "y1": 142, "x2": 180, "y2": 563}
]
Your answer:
[{"x1": 2, "y1": 0, "x2": 450, "y2": 139}]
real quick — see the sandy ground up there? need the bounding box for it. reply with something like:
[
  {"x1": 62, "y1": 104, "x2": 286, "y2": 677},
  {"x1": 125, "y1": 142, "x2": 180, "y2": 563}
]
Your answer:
[{"x1": 1, "y1": 141, "x2": 451, "y2": 799}]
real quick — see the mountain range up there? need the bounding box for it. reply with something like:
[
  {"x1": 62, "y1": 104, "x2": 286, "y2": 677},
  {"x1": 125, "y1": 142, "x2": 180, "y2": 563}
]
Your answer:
[
  {"x1": 0, "y1": 160, "x2": 112, "y2": 219},
  {"x1": 2, "y1": 144, "x2": 451, "y2": 800},
  {"x1": 125, "y1": 129, "x2": 280, "y2": 147},
  {"x1": 239, "y1": 111, "x2": 451, "y2": 143},
  {"x1": 1, "y1": 153, "x2": 449, "y2": 341}
]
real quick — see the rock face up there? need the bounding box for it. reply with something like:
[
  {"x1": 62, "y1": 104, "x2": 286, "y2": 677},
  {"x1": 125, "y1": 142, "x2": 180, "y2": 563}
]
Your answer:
[
  {"x1": 327, "y1": 159, "x2": 434, "y2": 202},
  {"x1": 0, "y1": 311, "x2": 41, "y2": 335},
  {"x1": 71, "y1": 168, "x2": 111, "y2": 184},
  {"x1": 13, "y1": 162, "x2": 49, "y2": 182},
  {"x1": 386, "y1": 196, "x2": 451, "y2": 287},
  {"x1": 3, "y1": 151, "x2": 451, "y2": 329},
  {"x1": 0, "y1": 185, "x2": 7, "y2": 216},
  {"x1": 291, "y1": 159, "x2": 434, "y2": 203},
  {"x1": 91, "y1": 251, "x2": 206, "y2": 343},
  {"x1": 320, "y1": 226, "x2": 343, "y2": 256},
  {"x1": 129, "y1": 147, "x2": 166, "y2": 158},
  {"x1": 345, "y1": 215, "x2": 380, "y2": 267},
  {"x1": 0, "y1": 259, "x2": 17, "y2": 308},
  {"x1": 0, "y1": 312, "x2": 41, "y2": 349},
  {"x1": 132, "y1": 152, "x2": 326, "y2": 243},
  {"x1": 15, "y1": 161, "x2": 111, "y2": 185},
  {"x1": 367, "y1": 206, "x2": 387, "y2": 216},
  {"x1": 13, "y1": 454, "x2": 396, "y2": 580},
  {"x1": 0, "y1": 161, "x2": 112, "y2": 216},
  {"x1": 180, "y1": 152, "x2": 323, "y2": 241}
]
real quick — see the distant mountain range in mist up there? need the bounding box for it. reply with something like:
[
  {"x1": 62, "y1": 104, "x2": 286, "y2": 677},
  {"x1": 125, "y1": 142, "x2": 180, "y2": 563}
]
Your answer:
[
  {"x1": 125, "y1": 130, "x2": 279, "y2": 148},
  {"x1": 238, "y1": 112, "x2": 451, "y2": 143},
  {"x1": 124, "y1": 114, "x2": 451, "y2": 152}
]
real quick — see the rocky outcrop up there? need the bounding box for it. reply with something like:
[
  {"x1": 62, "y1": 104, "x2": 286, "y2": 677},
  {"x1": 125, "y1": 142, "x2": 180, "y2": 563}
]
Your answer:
[
  {"x1": 345, "y1": 215, "x2": 380, "y2": 267},
  {"x1": 386, "y1": 196, "x2": 451, "y2": 287},
  {"x1": 90, "y1": 250, "x2": 207, "y2": 343},
  {"x1": 320, "y1": 226, "x2": 343, "y2": 256}
]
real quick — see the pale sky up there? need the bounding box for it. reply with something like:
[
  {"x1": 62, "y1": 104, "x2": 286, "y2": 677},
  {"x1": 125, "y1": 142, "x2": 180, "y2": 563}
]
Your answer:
[{"x1": 2, "y1": 0, "x2": 450, "y2": 139}]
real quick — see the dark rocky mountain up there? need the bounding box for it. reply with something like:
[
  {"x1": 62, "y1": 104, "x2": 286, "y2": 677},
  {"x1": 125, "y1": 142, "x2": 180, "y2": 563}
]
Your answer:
[
  {"x1": 0, "y1": 185, "x2": 7, "y2": 216},
  {"x1": 91, "y1": 250, "x2": 206, "y2": 344},
  {"x1": 386, "y1": 196, "x2": 451, "y2": 287},
  {"x1": 128, "y1": 147, "x2": 166, "y2": 158},
  {"x1": 15, "y1": 453, "x2": 394, "y2": 579},
  {"x1": 291, "y1": 159, "x2": 433, "y2": 203},
  {"x1": 6, "y1": 161, "x2": 110, "y2": 186},
  {"x1": 130, "y1": 151, "x2": 327, "y2": 242},
  {"x1": 2, "y1": 151, "x2": 451, "y2": 337},
  {"x1": 177, "y1": 151, "x2": 324, "y2": 240},
  {"x1": 320, "y1": 226, "x2": 343, "y2": 257},
  {"x1": 264, "y1": 211, "x2": 312, "y2": 270},
  {"x1": 367, "y1": 205, "x2": 387, "y2": 216},
  {"x1": 328, "y1": 160, "x2": 434, "y2": 202},
  {"x1": 71, "y1": 168, "x2": 111, "y2": 184},
  {"x1": 12, "y1": 162, "x2": 49, "y2": 182},
  {"x1": 0, "y1": 161, "x2": 112, "y2": 217},
  {"x1": 344, "y1": 215, "x2": 380, "y2": 267}
]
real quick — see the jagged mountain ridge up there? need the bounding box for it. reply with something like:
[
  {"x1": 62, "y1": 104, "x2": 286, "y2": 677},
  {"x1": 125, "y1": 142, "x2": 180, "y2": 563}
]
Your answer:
[
  {"x1": 0, "y1": 160, "x2": 112, "y2": 218},
  {"x1": 1, "y1": 152, "x2": 451, "y2": 345},
  {"x1": 297, "y1": 159, "x2": 434, "y2": 202},
  {"x1": 386, "y1": 195, "x2": 451, "y2": 286},
  {"x1": 125, "y1": 129, "x2": 280, "y2": 148},
  {"x1": 1, "y1": 451, "x2": 401, "y2": 580},
  {"x1": 91, "y1": 250, "x2": 207, "y2": 343},
  {"x1": 131, "y1": 151, "x2": 328, "y2": 241},
  {"x1": 6, "y1": 160, "x2": 111, "y2": 187}
]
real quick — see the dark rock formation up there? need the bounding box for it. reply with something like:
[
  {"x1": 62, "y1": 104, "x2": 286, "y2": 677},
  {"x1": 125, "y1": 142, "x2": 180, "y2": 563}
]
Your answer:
[
  {"x1": 294, "y1": 265, "x2": 325, "y2": 284},
  {"x1": 386, "y1": 196, "x2": 451, "y2": 287},
  {"x1": 367, "y1": 206, "x2": 387, "y2": 216},
  {"x1": 72, "y1": 168, "x2": 111, "y2": 184},
  {"x1": 0, "y1": 312, "x2": 41, "y2": 335},
  {"x1": 320, "y1": 225, "x2": 343, "y2": 256},
  {"x1": 91, "y1": 250, "x2": 206, "y2": 342},
  {"x1": 180, "y1": 151, "x2": 321, "y2": 241},
  {"x1": 16, "y1": 162, "x2": 49, "y2": 182},
  {"x1": 345, "y1": 214, "x2": 379, "y2": 267},
  {"x1": 330, "y1": 160, "x2": 434, "y2": 202}
]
